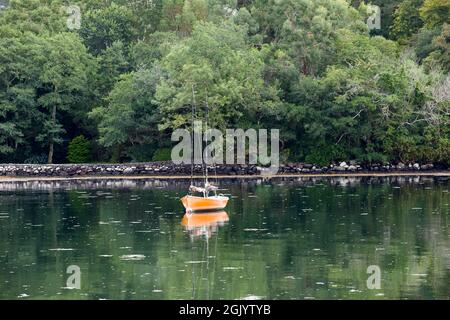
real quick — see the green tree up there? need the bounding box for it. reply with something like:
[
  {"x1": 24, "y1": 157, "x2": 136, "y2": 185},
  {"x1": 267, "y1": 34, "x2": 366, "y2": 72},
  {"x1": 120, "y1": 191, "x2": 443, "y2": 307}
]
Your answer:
[
  {"x1": 283, "y1": 29, "x2": 445, "y2": 164},
  {"x1": 79, "y1": 3, "x2": 138, "y2": 54},
  {"x1": 159, "y1": 0, "x2": 208, "y2": 36},
  {"x1": 120, "y1": 0, "x2": 163, "y2": 39},
  {"x1": 0, "y1": 0, "x2": 66, "y2": 35},
  {"x1": 158, "y1": 0, "x2": 185, "y2": 31},
  {"x1": 96, "y1": 41, "x2": 130, "y2": 95},
  {"x1": 419, "y1": 0, "x2": 450, "y2": 28},
  {"x1": 0, "y1": 33, "x2": 43, "y2": 159},
  {"x1": 89, "y1": 67, "x2": 162, "y2": 161},
  {"x1": 249, "y1": 0, "x2": 367, "y2": 76},
  {"x1": 130, "y1": 31, "x2": 178, "y2": 69},
  {"x1": 67, "y1": 134, "x2": 91, "y2": 163},
  {"x1": 36, "y1": 33, "x2": 96, "y2": 164},
  {"x1": 414, "y1": 24, "x2": 449, "y2": 72},
  {"x1": 427, "y1": 23, "x2": 450, "y2": 72},
  {"x1": 155, "y1": 21, "x2": 280, "y2": 131},
  {"x1": 391, "y1": 0, "x2": 424, "y2": 41}
]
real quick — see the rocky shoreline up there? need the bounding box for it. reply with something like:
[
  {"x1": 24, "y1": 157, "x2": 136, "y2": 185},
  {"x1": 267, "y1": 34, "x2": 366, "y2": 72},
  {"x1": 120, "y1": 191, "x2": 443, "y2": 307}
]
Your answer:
[
  {"x1": 0, "y1": 161, "x2": 448, "y2": 177},
  {"x1": 0, "y1": 175, "x2": 446, "y2": 191}
]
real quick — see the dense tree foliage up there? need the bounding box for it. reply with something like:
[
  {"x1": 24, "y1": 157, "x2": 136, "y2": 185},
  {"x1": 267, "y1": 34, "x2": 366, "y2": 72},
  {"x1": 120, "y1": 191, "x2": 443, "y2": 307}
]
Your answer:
[
  {"x1": 67, "y1": 134, "x2": 91, "y2": 163},
  {"x1": 0, "y1": 0, "x2": 448, "y2": 165}
]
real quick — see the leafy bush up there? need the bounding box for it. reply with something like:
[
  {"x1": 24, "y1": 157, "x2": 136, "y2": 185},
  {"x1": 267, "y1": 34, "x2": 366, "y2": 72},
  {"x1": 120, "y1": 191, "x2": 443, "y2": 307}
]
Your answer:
[{"x1": 67, "y1": 135, "x2": 91, "y2": 164}]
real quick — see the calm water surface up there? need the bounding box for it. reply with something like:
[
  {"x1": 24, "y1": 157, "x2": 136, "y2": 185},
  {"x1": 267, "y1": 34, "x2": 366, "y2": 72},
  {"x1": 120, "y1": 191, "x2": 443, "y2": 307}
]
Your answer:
[{"x1": 0, "y1": 176, "x2": 449, "y2": 300}]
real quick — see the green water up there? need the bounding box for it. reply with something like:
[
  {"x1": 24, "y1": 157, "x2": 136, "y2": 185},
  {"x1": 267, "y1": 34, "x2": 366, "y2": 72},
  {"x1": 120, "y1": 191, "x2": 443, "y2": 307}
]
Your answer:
[{"x1": 0, "y1": 177, "x2": 449, "y2": 300}]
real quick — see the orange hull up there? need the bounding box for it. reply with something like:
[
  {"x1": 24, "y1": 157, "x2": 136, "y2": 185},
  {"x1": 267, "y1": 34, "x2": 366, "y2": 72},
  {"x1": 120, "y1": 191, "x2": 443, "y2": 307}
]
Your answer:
[{"x1": 181, "y1": 195, "x2": 229, "y2": 212}]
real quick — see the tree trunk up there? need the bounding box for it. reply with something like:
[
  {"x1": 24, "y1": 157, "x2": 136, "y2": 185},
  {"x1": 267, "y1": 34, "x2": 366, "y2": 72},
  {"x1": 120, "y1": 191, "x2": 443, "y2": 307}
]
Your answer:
[
  {"x1": 48, "y1": 104, "x2": 57, "y2": 164},
  {"x1": 48, "y1": 142, "x2": 54, "y2": 164}
]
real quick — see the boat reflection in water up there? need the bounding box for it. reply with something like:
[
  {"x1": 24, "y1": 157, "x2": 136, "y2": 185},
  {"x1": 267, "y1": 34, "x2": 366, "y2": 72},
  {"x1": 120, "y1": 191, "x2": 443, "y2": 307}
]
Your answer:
[
  {"x1": 182, "y1": 211, "x2": 229, "y2": 299},
  {"x1": 181, "y1": 211, "x2": 229, "y2": 239}
]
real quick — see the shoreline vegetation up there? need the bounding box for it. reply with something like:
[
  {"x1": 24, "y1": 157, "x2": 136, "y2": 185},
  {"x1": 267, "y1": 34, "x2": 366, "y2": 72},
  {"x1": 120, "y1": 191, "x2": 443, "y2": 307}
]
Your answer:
[{"x1": 0, "y1": 162, "x2": 448, "y2": 182}]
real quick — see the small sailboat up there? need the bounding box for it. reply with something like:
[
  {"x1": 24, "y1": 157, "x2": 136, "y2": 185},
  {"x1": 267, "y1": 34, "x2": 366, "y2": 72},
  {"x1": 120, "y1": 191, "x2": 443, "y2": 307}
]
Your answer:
[
  {"x1": 181, "y1": 183, "x2": 229, "y2": 212},
  {"x1": 181, "y1": 86, "x2": 229, "y2": 213}
]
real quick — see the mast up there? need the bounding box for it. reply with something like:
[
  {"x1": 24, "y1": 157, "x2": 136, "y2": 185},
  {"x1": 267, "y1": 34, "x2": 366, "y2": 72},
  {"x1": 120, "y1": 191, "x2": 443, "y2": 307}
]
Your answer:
[
  {"x1": 204, "y1": 91, "x2": 209, "y2": 186},
  {"x1": 191, "y1": 85, "x2": 196, "y2": 187}
]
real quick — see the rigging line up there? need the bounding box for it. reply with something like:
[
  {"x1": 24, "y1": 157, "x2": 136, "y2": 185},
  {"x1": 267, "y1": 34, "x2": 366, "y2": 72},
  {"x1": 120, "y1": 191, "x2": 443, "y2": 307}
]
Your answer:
[
  {"x1": 206, "y1": 234, "x2": 210, "y2": 299},
  {"x1": 191, "y1": 237, "x2": 196, "y2": 299},
  {"x1": 199, "y1": 233, "x2": 207, "y2": 296},
  {"x1": 211, "y1": 227, "x2": 219, "y2": 299}
]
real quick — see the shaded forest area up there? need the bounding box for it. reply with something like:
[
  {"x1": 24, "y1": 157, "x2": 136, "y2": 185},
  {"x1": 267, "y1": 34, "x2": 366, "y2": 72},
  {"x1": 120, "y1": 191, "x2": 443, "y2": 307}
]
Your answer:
[{"x1": 0, "y1": 0, "x2": 449, "y2": 165}]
